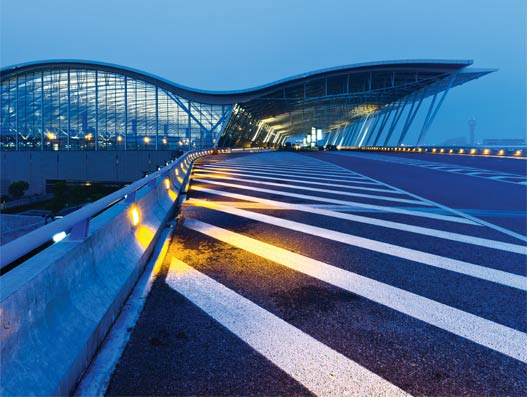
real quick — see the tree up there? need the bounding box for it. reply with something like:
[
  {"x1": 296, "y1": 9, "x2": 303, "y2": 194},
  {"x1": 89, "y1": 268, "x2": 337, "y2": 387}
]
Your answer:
[{"x1": 8, "y1": 181, "x2": 29, "y2": 199}]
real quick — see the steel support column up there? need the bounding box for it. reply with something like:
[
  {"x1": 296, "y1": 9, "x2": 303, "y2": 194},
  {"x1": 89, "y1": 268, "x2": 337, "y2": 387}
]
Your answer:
[
  {"x1": 397, "y1": 93, "x2": 425, "y2": 146},
  {"x1": 416, "y1": 75, "x2": 455, "y2": 145},
  {"x1": 383, "y1": 99, "x2": 408, "y2": 146},
  {"x1": 372, "y1": 106, "x2": 394, "y2": 146}
]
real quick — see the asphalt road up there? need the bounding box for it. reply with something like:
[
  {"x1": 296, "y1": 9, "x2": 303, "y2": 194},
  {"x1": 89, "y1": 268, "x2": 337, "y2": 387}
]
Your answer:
[{"x1": 107, "y1": 151, "x2": 527, "y2": 396}]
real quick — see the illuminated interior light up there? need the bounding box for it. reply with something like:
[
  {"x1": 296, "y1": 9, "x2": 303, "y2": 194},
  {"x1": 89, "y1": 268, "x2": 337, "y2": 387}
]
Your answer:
[
  {"x1": 175, "y1": 168, "x2": 179, "y2": 176},
  {"x1": 46, "y1": 131, "x2": 56, "y2": 140},
  {"x1": 162, "y1": 137, "x2": 167, "y2": 145},
  {"x1": 130, "y1": 206, "x2": 140, "y2": 226},
  {"x1": 144, "y1": 136, "x2": 151, "y2": 144},
  {"x1": 164, "y1": 178, "x2": 170, "y2": 189},
  {"x1": 117, "y1": 135, "x2": 123, "y2": 142},
  {"x1": 52, "y1": 231, "x2": 67, "y2": 243},
  {"x1": 85, "y1": 133, "x2": 93, "y2": 141}
]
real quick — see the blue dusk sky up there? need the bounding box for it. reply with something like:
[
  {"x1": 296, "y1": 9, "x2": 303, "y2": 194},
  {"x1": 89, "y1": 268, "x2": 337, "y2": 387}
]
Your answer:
[{"x1": 1, "y1": 0, "x2": 525, "y2": 144}]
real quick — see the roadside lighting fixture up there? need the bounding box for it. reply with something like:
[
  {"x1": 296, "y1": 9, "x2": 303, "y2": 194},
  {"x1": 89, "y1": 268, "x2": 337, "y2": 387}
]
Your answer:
[
  {"x1": 117, "y1": 135, "x2": 123, "y2": 142},
  {"x1": 144, "y1": 136, "x2": 151, "y2": 144},
  {"x1": 130, "y1": 206, "x2": 140, "y2": 226},
  {"x1": 85, "y1": 133, "x2": 93, "y2": 141},
  {"x1": 162, "y1": 137, "x2": 167, "y2": 145},
  {"x1": 498, "y1": 150, "x2": 505, "y2": 156},
  {"x1": 482, "y1": 149, "x2": 491, "y2": 155},
  {"x1": 514, "y1": 150, "x2": 523, "y2": 157},
  {"x1": 459, "y1": 149, "x2": 464, "y2": 154},
  {"x1": 470, "y1": 149, "x2": 477, "y2": 155},
  {"x1": 52, "y1": 231, "x2": 67, "y2": 243}
]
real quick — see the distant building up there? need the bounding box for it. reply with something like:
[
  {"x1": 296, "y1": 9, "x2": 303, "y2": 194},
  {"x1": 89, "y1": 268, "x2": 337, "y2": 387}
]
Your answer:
[
  {"x1": 438, "y1": 136, "x2": 468, "y2": 147},
  {"x1": 482, "y1": 138, "x2": 526, "y2": 147}
]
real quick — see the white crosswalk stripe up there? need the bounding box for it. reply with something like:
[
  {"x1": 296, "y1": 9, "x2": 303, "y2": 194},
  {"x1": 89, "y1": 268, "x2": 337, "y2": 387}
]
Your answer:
[
  {"x1": 167, "y1": 257, "x2": 410, "y2": 397},
  {"x1": 163, "y1": 152, "x2": 527, "y2": 395}
]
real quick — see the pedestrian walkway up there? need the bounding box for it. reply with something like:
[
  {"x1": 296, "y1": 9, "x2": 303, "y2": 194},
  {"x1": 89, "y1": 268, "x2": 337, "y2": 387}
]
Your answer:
[{"x1": 107, "y1": 152, "x2": 527, "y2": 396}]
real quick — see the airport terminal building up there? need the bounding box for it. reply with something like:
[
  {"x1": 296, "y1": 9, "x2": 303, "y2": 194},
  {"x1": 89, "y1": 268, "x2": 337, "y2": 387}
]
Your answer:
[{"x1": 0, "y1": 59, "x2": 493, "y2": 193}]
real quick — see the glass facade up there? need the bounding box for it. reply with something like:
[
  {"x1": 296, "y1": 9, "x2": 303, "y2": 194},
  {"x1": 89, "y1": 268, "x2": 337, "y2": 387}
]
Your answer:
[{"x1": 0, "y1": 68, "x2": 231, "y2": 151}]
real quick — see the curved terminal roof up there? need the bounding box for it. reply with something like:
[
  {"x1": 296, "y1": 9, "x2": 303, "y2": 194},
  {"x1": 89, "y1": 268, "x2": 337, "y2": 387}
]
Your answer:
[
  {"x1": 0, "y1": 59, "x2": 493, "y2": 104},
  {"x1": 1, "y1": 59, "x2": 495, "y2": 144}
]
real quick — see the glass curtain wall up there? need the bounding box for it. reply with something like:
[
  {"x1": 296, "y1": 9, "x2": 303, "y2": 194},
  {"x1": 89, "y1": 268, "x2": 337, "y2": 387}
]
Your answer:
[{"x1": 0, "y1": 68, "x2": 231, "y2": 151}]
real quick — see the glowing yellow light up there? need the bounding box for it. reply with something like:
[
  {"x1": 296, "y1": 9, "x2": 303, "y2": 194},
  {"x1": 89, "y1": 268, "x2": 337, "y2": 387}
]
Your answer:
[
  {"x1": 440, "y1": 149, "x2": 445, "y2": 153},
  {"x1": 448, "y1": 149, "x2": 453, "y2": 154},
  {"x1": 130, "y1": 206, "x2": 140, "y2": 226},
  {"x1": 85, "y1": 133, "x2": 93, "y2": 141},
  {"x1": 514, "y1": 150, "x2": 523, "y2": 156},
  {"x1": 418, "y1": 148, "x2": 422, "y2": 152},
  {"x1": 432, "y1": 148, "x2": 437, "y2": 153},
  {"x1": 164, "y1": 178, "x2": 170, "y2": 189},
  {"x1": 135, "y1": 224, "x2": 155, "y2": 249},
  {"x1": 162, "y1": 138, "x2": 167, "y2": 145},
  {"x1": 498, "y1": 150, "x2": 505, "y2": 156},
  {"x1": 459, "y1": 149, "x2": 464, "y2": 154},
  {"x1": 174, "y1": 168, "x2": 179, "y2": 176},
  {"x1": 168, "y1": 189, "x2": 177, "y2": 201},
  {"x1": 117, "y1": 135, "x2": 123, "y2": 142},
  {"x1": 470, "y1": 149, "x2": 477, "y2": 155},
  {"x1": 482, "y1": 149, "x2": 490, "y2": 155},
  {"x1": 46, "y1": 131, "x2": 56, "y2": 140},
  {"x1": 144, "y1": 136, "x2": 151, "y2": 144}
]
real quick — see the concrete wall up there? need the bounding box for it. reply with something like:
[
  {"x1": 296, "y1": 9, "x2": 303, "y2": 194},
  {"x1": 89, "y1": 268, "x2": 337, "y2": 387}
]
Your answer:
[
  {"x1": 1, "y1": 150, "x2": 182, "y2": 195},
  {"x1": 0, "y1": 153, "x2": 198, "y2": 396}
]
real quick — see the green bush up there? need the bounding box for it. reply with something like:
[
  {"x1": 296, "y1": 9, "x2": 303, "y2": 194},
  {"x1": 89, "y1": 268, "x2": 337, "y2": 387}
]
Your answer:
[{"x1": 8, "y1": 181, "x2": 29, "y2": 199}]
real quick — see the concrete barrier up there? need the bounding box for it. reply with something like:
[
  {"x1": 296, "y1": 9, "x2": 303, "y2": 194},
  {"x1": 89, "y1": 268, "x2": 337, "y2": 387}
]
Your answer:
[{"x1": 0, "y1": 154, "x2": 198, "y2": 396}]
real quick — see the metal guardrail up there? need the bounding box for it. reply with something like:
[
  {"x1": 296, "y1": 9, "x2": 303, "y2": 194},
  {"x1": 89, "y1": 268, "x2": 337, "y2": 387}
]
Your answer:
[{"x1": 0, "y1": 149, "x2": 212, "y2": 272}]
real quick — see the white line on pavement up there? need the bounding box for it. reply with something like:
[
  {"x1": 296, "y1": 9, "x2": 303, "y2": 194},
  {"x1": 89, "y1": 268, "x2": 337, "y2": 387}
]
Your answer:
[
  {"x1": 192, "y1": 169, "x2": 397, "y2": 193},
  {"x1": 187, "y1": 200, "x2": 526, "y2": 290},
  {"x1": 187, "y1": 189, "x2": 526, "y2": 255},
  {"x1": 190, "y1": 180, "x2": 476, "y2": 225},
  {"x1": 184, "y1": 219, "x2": 527, "y2": 363},
  {"x1": 166, "y1": 257, "x2": 410, "y2": 397},
  {"x1": 192, "y1": 176, "x2": 427, "y2": 206}
]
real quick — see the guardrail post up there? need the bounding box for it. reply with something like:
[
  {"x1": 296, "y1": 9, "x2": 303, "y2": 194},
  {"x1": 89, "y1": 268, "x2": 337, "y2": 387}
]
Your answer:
[
  {"x1": 68, "y1": 218, "x2": 90, "y2": 242},
  {"x1": 124, "y1": 191, "x2": 136, "y2": 204}
]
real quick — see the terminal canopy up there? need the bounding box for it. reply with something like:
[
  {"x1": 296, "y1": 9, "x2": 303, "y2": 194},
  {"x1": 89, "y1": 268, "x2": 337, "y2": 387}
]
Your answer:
[{"x1": 1, "y1": 59, "x2": 494, "y2": 150}]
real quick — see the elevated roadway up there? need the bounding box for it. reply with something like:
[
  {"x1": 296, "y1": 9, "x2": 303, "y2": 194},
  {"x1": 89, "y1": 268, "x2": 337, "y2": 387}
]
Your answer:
[{"x1": 103, "y1": 151, "x2": 526, "y2": 396}]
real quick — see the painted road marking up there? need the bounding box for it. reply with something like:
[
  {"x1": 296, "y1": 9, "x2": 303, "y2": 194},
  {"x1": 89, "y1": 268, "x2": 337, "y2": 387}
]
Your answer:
[
  {"x1": 192, "y1": 176, "x2": 427, "y2": 206},
  {"x1": 198, "y1": 165, "x2": 381, "y2": 186},
  {"x1": 188, "y1": 199, "x2": 526, "y2": 291},
  {"x1": 315, "y1": 156, "x2": 527, "y2": 243},
  {"x1": 188, "y1": 188, "x2": 527, "y2": 255},
  {"x1": 192, "y1": 169, "x2": 397, "y2": 193},
  {"x1": 334, "y1": 151, "x2": 527, "y2": 186},
  {"x1": 191, "y1": 179, "x2": 476, "y2": 225},
  {"x1": 166, "y1": 257, "x2": 410, "y2": 397},
  {"x1": 184, "y1": 219, "x2": 527, "y2": 363}
]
